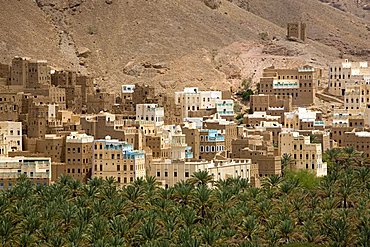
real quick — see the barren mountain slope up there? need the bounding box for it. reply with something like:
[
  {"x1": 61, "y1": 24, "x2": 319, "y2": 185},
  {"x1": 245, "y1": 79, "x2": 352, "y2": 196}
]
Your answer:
[
  {"x1": 319, "y1": 0, "x2": 370, "y2": 21},
  {"x1": 0, "y1": 0, "x2": 368, "y2": 92},
  {"x1": 231, "y1": 0, "x2": 369, "y2": 57},
  {"x1": 0, "y1": 0, "x2": 82, "y2": 70}
]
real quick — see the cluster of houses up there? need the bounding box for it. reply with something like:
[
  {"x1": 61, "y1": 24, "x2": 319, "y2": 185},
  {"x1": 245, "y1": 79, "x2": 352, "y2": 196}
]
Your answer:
[{"x1": 0, "y1": 56, "x2": 369, "y2": 188}]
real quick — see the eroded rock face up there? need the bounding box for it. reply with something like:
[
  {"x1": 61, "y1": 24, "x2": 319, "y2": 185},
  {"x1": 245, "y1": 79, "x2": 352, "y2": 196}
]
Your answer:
[
  {"x1": 203, "y1": 0, "x2": 221, "y2": 9},
  {"x1": 35, "y1": 0, "x2": 84, "y2": 9}
]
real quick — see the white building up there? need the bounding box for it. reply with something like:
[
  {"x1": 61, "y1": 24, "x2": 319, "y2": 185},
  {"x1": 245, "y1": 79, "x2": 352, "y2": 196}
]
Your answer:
[
  {"x1": 175, "y1": 87, "x2": 226, "y2": 119},
  {"x1": 328, "y1": 59, "x2": 370, "y2": 97},
  {"x1": 200, "y1": 90, "x2": 222, "y2": 109},
  {"x1": 163, "y1": 125, "x2": 188, "y2": 160},
  {"x1": 215, "y1": 99, "x2": 234, "y2": 117},
  {"x1": 0, "y1": 157, "x2": 51, "y2": 189},
  {"x1": 121, "y1": 84, "x2": 135, "y2": 94},
  {"x1": 150, "y1": 158, "x2": 253, "y2": 187},
  {"x1": 136, "y1": 104, "x2": 164, "y2": 126},
  {"x1": 66, "y1": 132, "x2": 94, "y2": 144},
  {"x1": 0, "y1": 121, "x2": 22, "y2": 155}
]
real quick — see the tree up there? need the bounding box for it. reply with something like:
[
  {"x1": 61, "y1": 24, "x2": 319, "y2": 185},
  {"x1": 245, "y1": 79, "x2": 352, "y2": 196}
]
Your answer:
[
  {"x1": 281, "y1": 153, "x2": 295, "y2": 175},
  {"x1": 189, "y1": 171, "x2": 214, "y2": 187}
]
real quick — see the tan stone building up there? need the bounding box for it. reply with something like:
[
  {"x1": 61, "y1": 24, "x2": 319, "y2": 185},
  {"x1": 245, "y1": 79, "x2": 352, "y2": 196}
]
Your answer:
[
  {"x1": 344, "y1": 82, "x2": 370, "y2": 114},
  {"x1": 342, "y1": 131, "x2": 370, "y2": 158},
  {"x1": 287, "y1": 22, "x2": 306, "y2": 42},
  {"x1": 259, "y1": 65, "x2": 321, "y2": 106},
  {"x1": 284, "y1": 108, "x2": 324, "y2": 131},
  {"x1": 250, "y1": 94, "x2": 293, "y2": 123},
  {"x1": 36, "y1": 134, "x2": 65, "y2": 163},
  {"x1": 92, "y1": 136, "x2": 146, "y2": 185},
  {"x1": 65, "y1": 132, "x2": 94, "y2": 182},
  {"x1": 10, "y1": 57, "x2": 30, "y2": 87},
  {"x1": 0, "y1": 88, "x2": 22, "y2": 121},
  {"x1": 243, "y1": 112, "x2": 281, "y2": 127},
  {"x1": 231, "y1": 135, "x2": 281, "y2": 178},
  {"x1": 51, "y1": 70, "x2": 83, "y2": 112},
  {"x1": 279, "y1": 131, "x2": 327, "y2": 176},
  {"x1": 182, "y1": 123, "x2": 200, "y2": 161},
  {"x1": 330, "y1": 112, "x2": 365, "y2": 146},
  {"x1": 81, "y1": 113, "x2": 143, "y2": 150},
  {"x1": 203, "y1": 114, "x2": 237, "y2": 154},
  {"x1": 0, "y1": 63, "x2": 10, "y2": 83},
  {"x1": 199, "y1": 129, "x2": 225, "y2": 161},
  {"x1": 328, "y1": 60, "x2": 370, "y2": 97},
  {"x1": 27, "y1": 60, "x2": 51, "y2": 88}
]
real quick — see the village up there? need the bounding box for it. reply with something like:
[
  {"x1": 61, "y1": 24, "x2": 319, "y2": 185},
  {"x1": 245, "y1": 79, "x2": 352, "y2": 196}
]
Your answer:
[{"x1": 0, "y1": 48, "x2": 369, "y2": 189}]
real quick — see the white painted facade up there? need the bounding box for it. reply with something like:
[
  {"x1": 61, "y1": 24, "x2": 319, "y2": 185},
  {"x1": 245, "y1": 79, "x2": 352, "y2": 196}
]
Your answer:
[
  {"x1": 0, "y1": 121, "x2": 22, "y2": 154},
  {"x1": 136, "y1": 104, "x2": 164, "y2": 127}
]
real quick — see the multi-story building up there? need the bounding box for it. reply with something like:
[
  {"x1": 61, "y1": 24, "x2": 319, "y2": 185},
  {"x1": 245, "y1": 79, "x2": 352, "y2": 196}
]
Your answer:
[
  {"x1": 330, "y1": 111, "x2": 365, "y2": 146},
  {"x1": 27, "y1": 103, "x2": 48, "y2": 138},
  {"x1": 81, "y1": 113, "x2": 143, "y2": 150},
  {"x1": 10, "y1": 56, "x2": 30, "y2": 87},
  {"x1": 250, "y1": 94, "x2": 293, "y2": 122},
  {"x1": 51, "y1": 70, "x2": 83, "y2": 112},
  {"x1": 36, "y1": 134, "x2": 65, "y2": 163},
  {"x1": 243, "y1": 112, "x2": 281, "y2": 127},
  {"x1": 328, "y1": 59, "x2": 370, "y2": 97},
  {"x1": 65, "y1": 132, "x2": 94, "y2": 182},
  {"x1": 27, "y1": 60, "x2": 51, "y2": 88},
  {"x1": 231, "y1": 135, "x2": 281, "y2": 178},
  {"x1": 121, "y1": 84, "x2": 135, "y2": 101},
  {"x1": 0, "y1": 157, "x2": 51, "y2": 189},
  {"x1": 151, "y1": 158, "x2": 257, "y2": 188},
  {"x1": 215, "y1": 99, "x2": 234, "y2": 120},
  {"x1": 279, "y1": 131, "x2": 327, "y2": 176},
  {"x1": 182, "y1": 123, "x2": 200, "y2": 161},
  {"x1": 175, "y1": 87, "x2": 225, "y2": 119},
  {"x1": 0, "y1": 121, "x2": 22, "y2": 154},
  {"x1": 199, "y1": 129, "x2": 225, "y2": 161},
  {"x1": 258, "y1": 65, "x2": 321, "y2": 106},
  {"x1": 92, "y1": 136, "x2": 146, "y2": 185},
  {"x1": 342, "y1": 131, "x2": 370, "y2": 158},
  {"x1": 284, "y1": 108, "x2": 325, "y2": 130},
  {"x1": 344, "y1": 82, "x2": 370, "y2": 114},
  {"x1": 0, "y1": 63, "x2": 10, "y2": 83},
  {"x1": 86, "y1": 88, "x2": 115, "y2": 114},
  {"x1": 203, "y1": 114, "x2": 237, "y2": 153},
  {"x1": 136, "y1": 104, "x2": 164, "y2": 127},
  {"x1": 0, "y1": 88, "x2": 22, "y2": 121}
]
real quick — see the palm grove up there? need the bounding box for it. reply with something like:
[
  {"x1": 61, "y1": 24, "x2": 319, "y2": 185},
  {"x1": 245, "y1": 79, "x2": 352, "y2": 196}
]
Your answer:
[{"x1": 0, "y1": 148, "x2": 369, "y2": 246}]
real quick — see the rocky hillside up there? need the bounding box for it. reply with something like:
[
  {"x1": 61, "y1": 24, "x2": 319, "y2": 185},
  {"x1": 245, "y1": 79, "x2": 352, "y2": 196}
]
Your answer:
[{"x1": 0, "y1": 0, "x2": 368, "y2": 92}]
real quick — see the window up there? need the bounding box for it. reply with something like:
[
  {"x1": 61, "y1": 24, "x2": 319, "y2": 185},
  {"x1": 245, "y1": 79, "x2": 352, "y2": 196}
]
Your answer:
[
  {"x1": 157, "y1": 171, "x2": 160, "y2": 177},
  {"x1": 174, "y1": 171, "x2": 178, "y2": 177},
  {"x1": 185, "y1": 171, "x2": 189, "y2": 178},
  {"x1": 117, "y1": 165, "x2": 120, "y2": 171},
  {"x1": 165, "y1": 171, "x2": 168, "y2": 177}
]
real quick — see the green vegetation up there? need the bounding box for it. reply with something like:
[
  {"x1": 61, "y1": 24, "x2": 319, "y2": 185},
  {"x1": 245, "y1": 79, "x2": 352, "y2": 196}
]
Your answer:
[
  {"x1": 0, "y1": 149, "x2": 369, "y2": 246},
  {"x1": 237, "y1": 78, "x2": 254, "y2": 101},
  {"x1": 259, "y1": 32, "x2": 269, "y2": 41}
]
